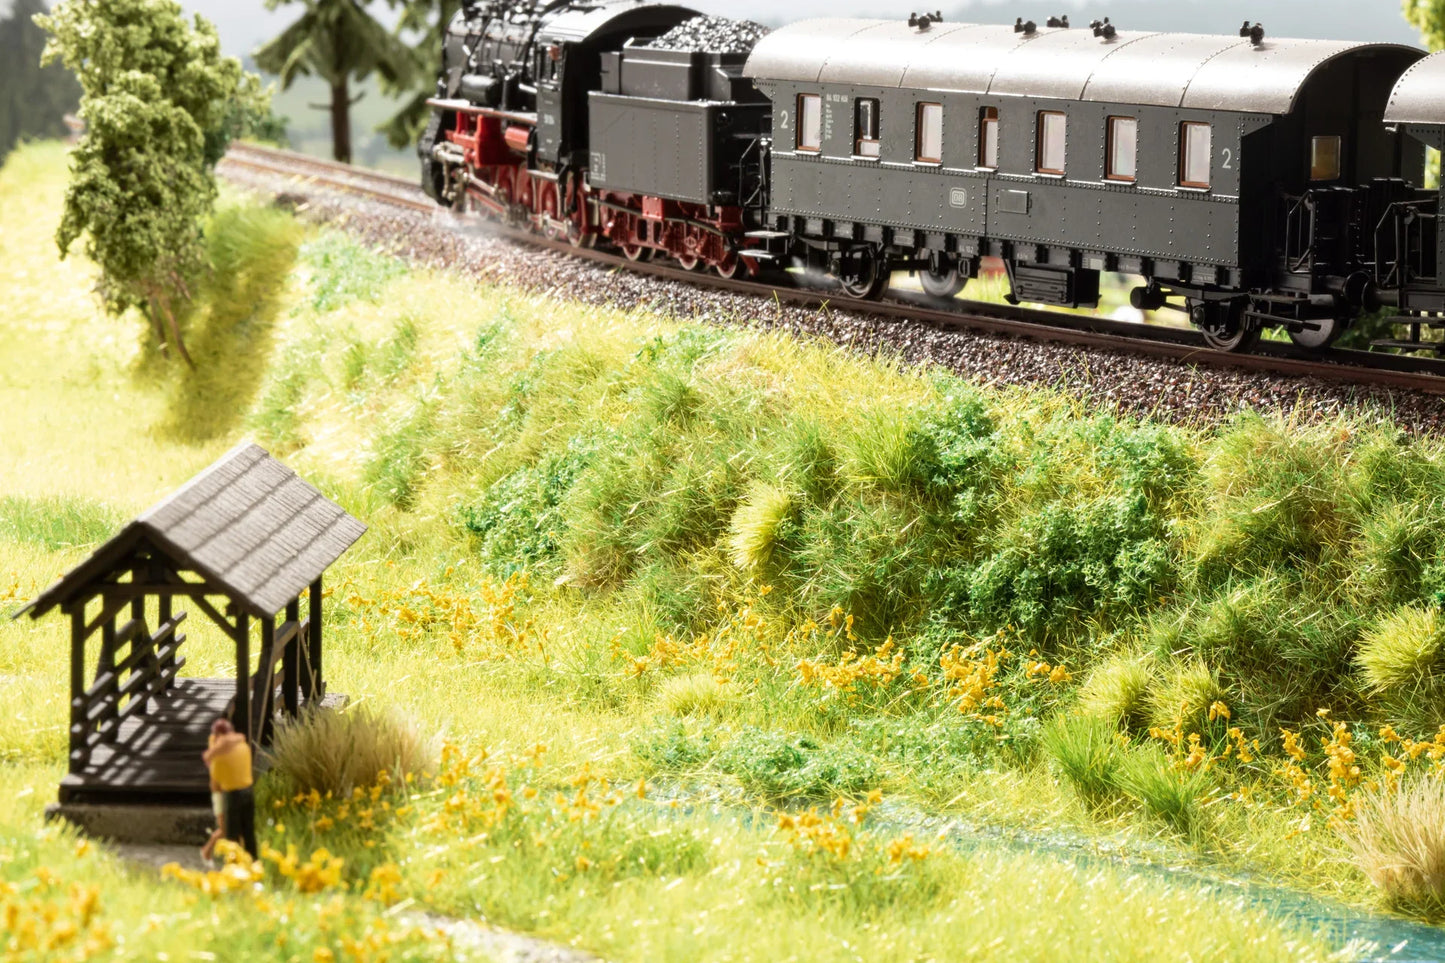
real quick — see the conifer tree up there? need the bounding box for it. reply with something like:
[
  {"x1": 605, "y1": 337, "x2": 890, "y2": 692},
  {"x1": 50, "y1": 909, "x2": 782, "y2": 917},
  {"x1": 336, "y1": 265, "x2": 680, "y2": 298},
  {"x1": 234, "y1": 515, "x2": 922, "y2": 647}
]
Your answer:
[
  {"x1": 0, "y1": 0, "x2": 80, "y2": 163},
  {"x1": 255, "y1": 0, "x2": 416, "y2": 164}
]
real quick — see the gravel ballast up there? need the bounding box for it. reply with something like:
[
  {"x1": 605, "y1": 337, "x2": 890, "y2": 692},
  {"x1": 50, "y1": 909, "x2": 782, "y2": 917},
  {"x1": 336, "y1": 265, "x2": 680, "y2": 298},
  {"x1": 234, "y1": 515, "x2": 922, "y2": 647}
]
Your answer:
[{"x1": 220, "y1": 162, "x2": 1445, "y2": 436}]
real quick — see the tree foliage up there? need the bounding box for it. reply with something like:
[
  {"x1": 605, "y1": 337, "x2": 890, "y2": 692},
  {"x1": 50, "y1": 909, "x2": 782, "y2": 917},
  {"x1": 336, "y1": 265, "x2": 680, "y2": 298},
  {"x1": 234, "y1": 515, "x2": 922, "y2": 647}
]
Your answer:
[
  {"x1": 1404, "y1": 0, "x2": 1445, "y2": 50},
  {"x1": 378, "y1": 0, "x2": 459, "y2": 149},
  {"x1": 38, "y1": 0, "x2": 269, "y2": 366},
  {"x1": 256, "y1": 0, "x2": 416, "y2": 163},
  {"x1": 0, "y1": 0, "x2": 81, "y2": 164}
]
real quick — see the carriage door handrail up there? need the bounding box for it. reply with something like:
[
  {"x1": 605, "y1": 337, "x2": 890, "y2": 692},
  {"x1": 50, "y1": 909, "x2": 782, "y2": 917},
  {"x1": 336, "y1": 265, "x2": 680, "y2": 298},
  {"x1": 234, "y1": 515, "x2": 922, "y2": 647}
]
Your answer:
[
  {"x1": 1283, "y1": 192, "x2": 1317, "y2": 274},
  {"x1": 1373, "y1": 199, "x2": 1438, "y2": 288}
]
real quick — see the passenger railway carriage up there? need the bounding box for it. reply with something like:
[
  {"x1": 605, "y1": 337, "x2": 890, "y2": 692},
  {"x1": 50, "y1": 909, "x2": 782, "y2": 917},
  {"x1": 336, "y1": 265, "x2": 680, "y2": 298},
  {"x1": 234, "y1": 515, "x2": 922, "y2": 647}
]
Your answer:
[
  {"x1": 743, "y1": 19, "x2": 1423, "y2": 349},
  {"x1": 420, "y1": 1, "x2": 1445, "y2": 354}
]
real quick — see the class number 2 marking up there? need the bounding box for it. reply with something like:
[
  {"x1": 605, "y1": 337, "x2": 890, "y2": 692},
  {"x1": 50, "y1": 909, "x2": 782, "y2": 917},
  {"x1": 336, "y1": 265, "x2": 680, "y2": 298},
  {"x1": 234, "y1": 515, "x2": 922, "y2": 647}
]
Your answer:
[{"x1": 1222, "y1": 148, "x2": 1233, "y2": 170}]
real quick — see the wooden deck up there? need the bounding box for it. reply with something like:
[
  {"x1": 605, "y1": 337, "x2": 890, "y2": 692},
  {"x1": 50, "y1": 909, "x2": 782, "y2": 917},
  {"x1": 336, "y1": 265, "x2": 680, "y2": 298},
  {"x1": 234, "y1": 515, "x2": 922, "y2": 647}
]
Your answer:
[
  {"x1": 59, "y1": 678, "x2": 245, "y2": 804},
  {"x1": 58, "y1": 678, "x2": 341, "y2": 805}
]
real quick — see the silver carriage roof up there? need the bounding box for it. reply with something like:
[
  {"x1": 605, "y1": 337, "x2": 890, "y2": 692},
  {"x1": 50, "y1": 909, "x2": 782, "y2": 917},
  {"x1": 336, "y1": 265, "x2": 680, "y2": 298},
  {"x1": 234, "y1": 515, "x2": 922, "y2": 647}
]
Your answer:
[
  {"x1": 1385, "y1": 50, "x2": 1445, "y2": 125},
  {"x1": 743, "y1": 19, "x2": 1422, "y2": 115}
]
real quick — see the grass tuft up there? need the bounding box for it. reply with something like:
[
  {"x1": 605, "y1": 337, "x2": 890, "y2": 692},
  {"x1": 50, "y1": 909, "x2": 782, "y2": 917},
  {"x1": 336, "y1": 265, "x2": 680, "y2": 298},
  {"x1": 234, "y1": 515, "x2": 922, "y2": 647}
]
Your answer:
[
  {"x1": 728, "y1": 483, "x2": 796, "y2": 572},
  {"x1": 1344, "y1": 777, "x2": 1445, "y2": 919},
  {"x1": 1357, "y1": 606, "x2": 1445, "y2": 695},
  {"x1": 1040, "y1": 713, "x2": 1123, "y2": 808},
  {"x1": 1076, "y1": 651, "x2": 1157, "y2": 731},
  {"x1": 1114, "y1": 746, "x2": 1212, "y2": 837},
  {"x1": 1146, "y1": 659, "x2": 1224, "y2": 731},
  {"x1": 657, "y1": 672, "x2": 739, "y2": 719},
  {"x1": 0, "y1": 495, "x2": 122, "y2": 551},
  {"x1": 267, "y1": 705, "x2": 437, "y2": 798}
]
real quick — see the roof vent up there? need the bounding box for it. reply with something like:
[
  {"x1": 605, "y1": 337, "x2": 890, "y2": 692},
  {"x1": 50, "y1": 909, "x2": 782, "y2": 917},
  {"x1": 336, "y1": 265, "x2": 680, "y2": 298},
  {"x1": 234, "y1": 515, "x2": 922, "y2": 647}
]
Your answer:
[
  {"x1": 1090, "y1": 17, "x2": 1116, "y2": 40},
  {"x1": 1240, "y1": 21, "x2": 1265, "y2": 46},
  {"x1": 1046, "y1": 15, "x2": 1070, "y2": 28},
  {"x1": 909, "y1": 11, "x2": 943, "y2": 31},
  {"x1": 1014, "y1": 17, "x2": 1037, "y2": 35}
]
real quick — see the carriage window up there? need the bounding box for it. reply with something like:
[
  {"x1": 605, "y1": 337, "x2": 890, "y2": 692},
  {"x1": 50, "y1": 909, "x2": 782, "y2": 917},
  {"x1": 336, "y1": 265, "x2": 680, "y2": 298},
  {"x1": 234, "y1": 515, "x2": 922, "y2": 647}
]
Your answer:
[
  {"x1": 797, "y1": 94, "x2": 822, "y2": 152},
  {"x1": 1179, "y1": 122, "x2": 1212, "y2": 189},
  {"x1": 916, "y1": 103, "x2": 943, "y2": 164},
  {"x1": 978, "y1": 107, "x2": 999, "y2": 169},
  {"x1": 1036, "y1": 111, "x2": 1066, "y2": 175},
  {"x1": 1106, "y1": 116, "x2": 1137, "y2": 182},
  {"x1": 1311, "y1": 136, "x2": 1342, "y2": 181},
  {"x1": 855, "y1": 99, "x2": 880, "y2": 158}
]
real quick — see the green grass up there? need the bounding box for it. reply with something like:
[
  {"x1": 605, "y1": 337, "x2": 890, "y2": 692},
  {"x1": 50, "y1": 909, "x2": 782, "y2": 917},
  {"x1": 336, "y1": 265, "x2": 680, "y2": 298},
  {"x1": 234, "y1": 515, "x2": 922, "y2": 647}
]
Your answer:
[
  {"x1": 0, "y1": 139, "x2": 1440, "y2": 958},
  {"x1": 0, "y1": 495, "x2": 123, "y2": 551}
]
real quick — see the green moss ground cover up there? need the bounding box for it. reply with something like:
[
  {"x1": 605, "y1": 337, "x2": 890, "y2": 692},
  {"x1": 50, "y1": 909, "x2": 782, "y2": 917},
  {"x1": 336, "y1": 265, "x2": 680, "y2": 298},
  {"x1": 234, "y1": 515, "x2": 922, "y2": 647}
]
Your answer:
[{"x1": 2, "y1": 140, "x2": 1443, "y2": 960}]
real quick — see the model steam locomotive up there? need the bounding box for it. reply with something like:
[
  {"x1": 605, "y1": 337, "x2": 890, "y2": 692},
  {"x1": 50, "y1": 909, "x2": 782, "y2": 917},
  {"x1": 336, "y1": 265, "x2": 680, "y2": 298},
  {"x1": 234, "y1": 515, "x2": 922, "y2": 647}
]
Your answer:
[{"x1": 419, "y1": 0, "x2": 1445, "y2": 354}]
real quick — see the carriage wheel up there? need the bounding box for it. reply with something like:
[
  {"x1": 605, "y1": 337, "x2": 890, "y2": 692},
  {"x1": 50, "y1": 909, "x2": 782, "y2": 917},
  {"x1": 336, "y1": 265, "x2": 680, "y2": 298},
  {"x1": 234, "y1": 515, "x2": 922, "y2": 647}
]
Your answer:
[
  {"x1": 838, "y1": 247, "x2": 889, "y2": 300},
  {"x1": 918, "y1": 255, "x2": 966, "y2": 299},
  {"x1": 1195, "y1": 299, "x2": 1262, "y2": 353},
  {"x1": 1288, "y1": 316, "x2": 1346, "y2": 350}
]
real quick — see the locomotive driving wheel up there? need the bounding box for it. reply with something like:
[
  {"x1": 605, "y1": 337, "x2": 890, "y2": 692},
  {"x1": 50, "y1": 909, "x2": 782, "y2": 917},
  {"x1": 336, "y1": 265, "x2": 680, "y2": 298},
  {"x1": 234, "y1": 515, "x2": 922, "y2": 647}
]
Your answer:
[
  {"x1": 1194, "y1": 298, "x2": 1261, "y2": 353},
  {"x1": 837, "y1": 246, "x2": 889, "y2": 300},
  {"x1": 539, "y1": 183, "x2": 562, "y2": 242},
  {"x1": 565, "y1": 177, "x2": 595, "y2": 248}
]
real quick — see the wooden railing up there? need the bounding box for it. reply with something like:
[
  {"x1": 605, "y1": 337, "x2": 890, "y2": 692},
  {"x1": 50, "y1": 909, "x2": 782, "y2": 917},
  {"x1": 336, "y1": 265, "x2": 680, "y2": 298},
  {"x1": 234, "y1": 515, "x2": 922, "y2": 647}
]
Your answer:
[
  {"x1": 246, "y1": 613, "x2": 313, "y2": 746},
  {"x1": 69, "y1": 613, "x2": 187, "y2": 771}
]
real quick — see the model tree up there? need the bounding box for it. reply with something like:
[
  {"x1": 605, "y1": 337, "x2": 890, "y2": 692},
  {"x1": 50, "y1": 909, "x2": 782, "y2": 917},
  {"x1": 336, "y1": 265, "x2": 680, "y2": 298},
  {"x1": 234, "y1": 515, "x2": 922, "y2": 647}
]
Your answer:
[
  {"x1": 1404, "y1": 0, "x2": 1445, "y2": 49},
  {"x1": 38, "y1": 0, "x2": 270, "y2": 366},
  {"x1": 255, "y1": 0, "x2": 416, "y2": 164},
  {"x1": 377, "y1": 0, "x2": 460, "y2": 150},
  {"x1": 0, "y1": 0, "x2": 81, "y2": 164}
]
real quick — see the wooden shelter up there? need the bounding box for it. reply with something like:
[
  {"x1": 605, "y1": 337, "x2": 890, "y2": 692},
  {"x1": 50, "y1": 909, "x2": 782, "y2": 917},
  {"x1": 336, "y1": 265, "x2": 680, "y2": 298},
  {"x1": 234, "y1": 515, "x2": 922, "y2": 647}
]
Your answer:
[{"x1": 16, "y1": 443, "x2": 366, "y2": 806}]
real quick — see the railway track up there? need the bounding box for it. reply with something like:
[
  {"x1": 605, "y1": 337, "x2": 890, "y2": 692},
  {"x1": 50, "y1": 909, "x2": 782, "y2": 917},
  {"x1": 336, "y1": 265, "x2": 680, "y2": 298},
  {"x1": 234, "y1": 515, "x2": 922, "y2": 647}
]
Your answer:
[{"x1": 221, "y1": 142, "x2": 1445, "y2": 397}]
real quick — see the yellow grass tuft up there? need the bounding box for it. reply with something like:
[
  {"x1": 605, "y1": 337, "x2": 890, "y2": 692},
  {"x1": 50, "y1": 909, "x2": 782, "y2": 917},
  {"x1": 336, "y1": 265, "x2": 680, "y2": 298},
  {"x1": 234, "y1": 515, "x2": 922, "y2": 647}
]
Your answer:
[
  {"x1": 1076, "y1": 650, "x2": 1157, "y2": 730},
  {"x1": 657, "y1": 671, "x2": 739, "y2": 718},
  {"x1": 1356, "y1": 606, "x2": 1445, "y2": 694},
  {"x1": 1146, "y1": 659, "x2": 1224, "y2": 731},
  {"x1": 728, "y1": 482, "x2": 794, "y2": 572}
]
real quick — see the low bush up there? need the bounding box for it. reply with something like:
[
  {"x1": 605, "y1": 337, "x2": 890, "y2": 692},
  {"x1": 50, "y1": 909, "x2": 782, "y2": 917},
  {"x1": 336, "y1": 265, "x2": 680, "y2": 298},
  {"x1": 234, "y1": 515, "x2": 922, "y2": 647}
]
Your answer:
[
  {"x1": 1344, "y1": 776, "x2": 1445, "y2": 919},
  {"x1": 267, "y1": 705, "x2": 437, "y2": 798},
  {"x1": 718, "y1": 728, "x2": 880, "y2": 800},
  {"x1": 1040, "y1": 713, "x2": 1124, "y2": 809}
]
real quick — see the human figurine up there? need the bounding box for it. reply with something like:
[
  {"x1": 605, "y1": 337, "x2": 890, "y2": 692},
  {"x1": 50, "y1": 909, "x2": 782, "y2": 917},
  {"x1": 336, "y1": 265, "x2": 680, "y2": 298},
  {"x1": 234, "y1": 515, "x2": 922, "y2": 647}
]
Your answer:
[
  {"x1": 201, "y1": 718, "x2": 256, "y2": 858},
  {"x1": 199, "y1": 719, "x2": 228, "y2": 862}
]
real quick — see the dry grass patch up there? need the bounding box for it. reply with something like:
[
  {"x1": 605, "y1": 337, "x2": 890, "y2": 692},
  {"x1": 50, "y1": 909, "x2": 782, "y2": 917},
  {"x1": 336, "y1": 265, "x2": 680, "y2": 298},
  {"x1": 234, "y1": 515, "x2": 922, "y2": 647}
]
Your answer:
[
  {"x1": 1344, "y1": 776, "x2": 1445, "y2": 919},
  {"x1": 268, "y1": 704, "x2": 438, "y2": 797}
]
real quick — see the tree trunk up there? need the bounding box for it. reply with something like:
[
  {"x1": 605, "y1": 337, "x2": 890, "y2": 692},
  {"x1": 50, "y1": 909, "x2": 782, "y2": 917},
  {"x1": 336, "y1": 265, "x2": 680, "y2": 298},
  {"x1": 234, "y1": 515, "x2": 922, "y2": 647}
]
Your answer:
[{"x1": 330, "y1": 78, "x2": 352, "y2": 165}]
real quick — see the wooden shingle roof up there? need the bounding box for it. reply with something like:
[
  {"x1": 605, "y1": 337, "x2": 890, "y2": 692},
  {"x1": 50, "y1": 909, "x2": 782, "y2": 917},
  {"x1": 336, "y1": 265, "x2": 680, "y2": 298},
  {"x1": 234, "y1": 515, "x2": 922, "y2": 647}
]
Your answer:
[{"x1": 21, "y1": 443, "x2": 366, "y2": 620}]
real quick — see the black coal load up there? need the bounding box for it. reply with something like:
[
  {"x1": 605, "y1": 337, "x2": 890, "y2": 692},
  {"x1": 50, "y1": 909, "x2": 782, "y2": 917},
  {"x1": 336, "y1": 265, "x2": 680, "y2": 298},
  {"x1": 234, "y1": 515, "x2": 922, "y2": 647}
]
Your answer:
[{"x1": 649, "y1": 15, "x2": 771, "y2": 55}]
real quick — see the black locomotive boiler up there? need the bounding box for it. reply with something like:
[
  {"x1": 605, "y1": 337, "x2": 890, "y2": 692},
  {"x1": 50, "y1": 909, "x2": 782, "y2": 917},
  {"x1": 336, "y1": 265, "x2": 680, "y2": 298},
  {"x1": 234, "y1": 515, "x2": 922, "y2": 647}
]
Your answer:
[{"x1": 419, "y1": 2, "x2": 1445, "y2": 354}]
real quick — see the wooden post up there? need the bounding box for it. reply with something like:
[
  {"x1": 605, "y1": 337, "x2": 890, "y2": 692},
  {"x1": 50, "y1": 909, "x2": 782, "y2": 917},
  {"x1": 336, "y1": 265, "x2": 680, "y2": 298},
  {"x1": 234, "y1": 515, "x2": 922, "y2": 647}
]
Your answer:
[
  {"x1": 98, "y1": 614, "x2": 118, "y2": 742},
  {"x1": 235, "y1": 612, "x2": 250, "y2": 743},
  {"x1": 253, "y1": 617, "x2": 276, "y2": 745},
  {"x1": 68, "y1": 604, "x2": 86, "y2": 774},
  {"x1": 155, "y1": 559, "x2": 174, "y2": 693},
  {"x1": 283, "y1": 599, "x2": 300, "y2": 717},
  {"x1": 308, "y1": 577, "x2": 323, "y2": 699}
]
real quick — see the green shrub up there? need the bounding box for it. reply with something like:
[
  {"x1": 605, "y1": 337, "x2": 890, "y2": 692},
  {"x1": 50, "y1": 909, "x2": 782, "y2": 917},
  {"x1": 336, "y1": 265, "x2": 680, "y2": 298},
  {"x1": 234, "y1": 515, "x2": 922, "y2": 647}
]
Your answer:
[
  {"x1": 1041, "y1": 714, "x2": 1124, "y2": 808},
  {"x1": 461, "y1": 437, "x2": 595, "y2": 576},
  {"x1": 301, "y1": 232, "x2": 407, "y2": 313},
  {"x1": 631, "y1": 722, "x2": 717, "y2": 773},
  {"x1": 1076, "y1": 651, "x2": 1157, "y2": 731},
  {"x1": 268, "y1": 705, "x2": 437, "y2": 798},
  {"x1": 1115, "y1": 745, "x2": 1213, "y2": 837},
  {"x1": 718, "y1": 727, "x2": 880, "y2": 800}
]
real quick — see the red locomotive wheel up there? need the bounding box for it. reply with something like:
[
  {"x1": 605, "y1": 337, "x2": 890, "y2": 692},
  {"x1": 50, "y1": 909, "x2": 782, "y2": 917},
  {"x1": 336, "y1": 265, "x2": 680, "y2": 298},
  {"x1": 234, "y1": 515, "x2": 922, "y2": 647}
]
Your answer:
[
  {"x1": 622, "y1": 243, "x2": 652, "y2": 262},
  {"x1": 515, "y1": 168, "x2": 536, "y2": 230},
  {"x1": 714, "y1": 253, "x2": 741, "y2": 279},
  {"x1": 566, "y1": 179, "x2": 595, "y2": 248},
  {"x1": 539, "y1": 183, "x2": 562, "y2": 241}
]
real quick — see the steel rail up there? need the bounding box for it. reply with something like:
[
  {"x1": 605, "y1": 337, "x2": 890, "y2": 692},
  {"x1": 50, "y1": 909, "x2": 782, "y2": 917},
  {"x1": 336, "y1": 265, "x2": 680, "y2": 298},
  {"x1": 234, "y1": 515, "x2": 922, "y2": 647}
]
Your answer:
[{"x1": 219, "y1": 142, "x2": 1445, "y2": 397}]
